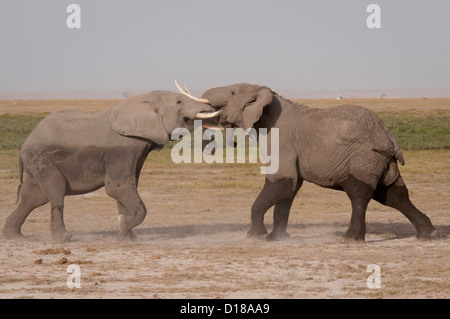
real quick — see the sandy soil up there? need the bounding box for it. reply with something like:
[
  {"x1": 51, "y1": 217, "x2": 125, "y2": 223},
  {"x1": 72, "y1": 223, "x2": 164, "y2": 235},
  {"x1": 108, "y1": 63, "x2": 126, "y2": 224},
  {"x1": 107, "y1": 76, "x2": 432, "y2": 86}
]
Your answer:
[
  {"x1": 0, "y1": 99, "x2": 448, "y2": 299},
  {"x1": 0, "y1": 175, "x2": 448, "y2": 299}
]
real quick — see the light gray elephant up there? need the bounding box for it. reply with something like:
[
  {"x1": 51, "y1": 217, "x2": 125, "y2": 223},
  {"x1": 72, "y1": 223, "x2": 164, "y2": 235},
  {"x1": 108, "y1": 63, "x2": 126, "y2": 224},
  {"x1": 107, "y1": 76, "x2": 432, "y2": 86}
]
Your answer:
[
  {"x1": 2, "y1": 90, "x2": 220, "y2": 241},
  {"x1": 194, "y1": 83, "x2": 436, "y2": 242}
]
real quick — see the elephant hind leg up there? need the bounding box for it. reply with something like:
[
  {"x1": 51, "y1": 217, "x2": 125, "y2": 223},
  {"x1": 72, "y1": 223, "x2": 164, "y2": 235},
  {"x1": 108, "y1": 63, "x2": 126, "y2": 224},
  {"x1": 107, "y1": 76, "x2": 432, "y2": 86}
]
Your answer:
[
  {"x1": 38, "y1": 170, "x2": 72, "y2": 242},
  {"x1": 340, "y1": 175, "x2": 375, "y2": 242},
  {"x1": 2, "y1": 179, "x2": 49, "y2": 239},
  {"x1": 372, "y1": 176, "x2": 436, "y2": 239}
]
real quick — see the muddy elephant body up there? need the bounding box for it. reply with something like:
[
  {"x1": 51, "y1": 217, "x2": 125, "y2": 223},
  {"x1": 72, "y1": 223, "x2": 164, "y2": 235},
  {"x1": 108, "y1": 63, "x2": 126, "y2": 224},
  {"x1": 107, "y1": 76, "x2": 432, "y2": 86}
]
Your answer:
[
  {"x1": 2, "y1": 90, "x2": 219, "y2": 241},
  {"x1": 200, "y1": 83, "x2": 436, "y2": 241}
]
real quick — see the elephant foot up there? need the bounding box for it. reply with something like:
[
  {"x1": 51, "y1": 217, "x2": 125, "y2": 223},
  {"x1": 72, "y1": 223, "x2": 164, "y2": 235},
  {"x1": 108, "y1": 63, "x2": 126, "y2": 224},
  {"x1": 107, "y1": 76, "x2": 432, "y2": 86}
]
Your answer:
[
  {"x1": 416, "y1": 226, "x2": 440, "y2": 240},
  {"x1": 51, "y1": 231, "x2": 73, "y2": 243},
  {"x1": 247, "y1": 225, "x2": 268, "y2": 238},
  {"x1": 266, "y1": 230, "x2": 290, "y2": 241},
  {"x1": 116, "y1": 230, "x2": 137, "y2": 242},
  {"x1": 2, "y1": 227, "x2": 26, "y2": 240},
  {"x1": 343, "y1": 230, "x2": 365, "y2": 243},
  {"x1": 128, "y1": 230, "x2": 137, "y2": 240}
]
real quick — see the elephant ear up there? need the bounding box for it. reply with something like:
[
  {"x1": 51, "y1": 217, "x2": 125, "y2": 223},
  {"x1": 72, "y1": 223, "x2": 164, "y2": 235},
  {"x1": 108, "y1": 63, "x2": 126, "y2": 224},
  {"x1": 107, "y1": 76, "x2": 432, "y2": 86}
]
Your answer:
[
  {"x1": 242, "y1": 87, "x2": 273, "y2": 131},
  {"x1": 109, "y1": 98, "x2": 170, "y2": 145}
]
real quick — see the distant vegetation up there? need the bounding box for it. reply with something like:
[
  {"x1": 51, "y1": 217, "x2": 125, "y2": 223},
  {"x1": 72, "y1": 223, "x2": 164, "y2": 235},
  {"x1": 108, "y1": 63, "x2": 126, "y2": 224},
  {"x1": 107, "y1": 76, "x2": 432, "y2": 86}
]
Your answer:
[
  {"x1": 378, "y1": 112, "x2": 450, "y2": 150},
  {"x1": 0, "y1": 115, "x2": 44, "y2": 150},
  {"x1": 0, "y1": 111, "x2": 449, "y2": 151}
]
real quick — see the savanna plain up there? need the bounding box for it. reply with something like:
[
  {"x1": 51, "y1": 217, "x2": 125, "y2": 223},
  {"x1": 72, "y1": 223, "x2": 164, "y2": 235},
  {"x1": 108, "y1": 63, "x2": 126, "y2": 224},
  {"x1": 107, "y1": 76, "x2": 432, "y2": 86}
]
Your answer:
[{"x1": 0, "y1": 98, "x2": 448, "y2": 299}]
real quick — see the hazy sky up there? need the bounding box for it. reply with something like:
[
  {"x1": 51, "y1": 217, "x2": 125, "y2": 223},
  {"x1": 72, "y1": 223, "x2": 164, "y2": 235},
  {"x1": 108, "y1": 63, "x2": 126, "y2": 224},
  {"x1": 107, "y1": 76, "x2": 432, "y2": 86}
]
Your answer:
[{"x1": 1, "y1": 0, "x2": 449, "y2": 93}]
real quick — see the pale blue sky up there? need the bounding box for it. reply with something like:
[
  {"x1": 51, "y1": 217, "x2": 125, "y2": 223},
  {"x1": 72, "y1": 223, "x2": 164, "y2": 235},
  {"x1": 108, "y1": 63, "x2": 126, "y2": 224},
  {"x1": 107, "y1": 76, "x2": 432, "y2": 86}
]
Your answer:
[{"x1": 1, "y1": 0, "x2": 449, "y2": 93}]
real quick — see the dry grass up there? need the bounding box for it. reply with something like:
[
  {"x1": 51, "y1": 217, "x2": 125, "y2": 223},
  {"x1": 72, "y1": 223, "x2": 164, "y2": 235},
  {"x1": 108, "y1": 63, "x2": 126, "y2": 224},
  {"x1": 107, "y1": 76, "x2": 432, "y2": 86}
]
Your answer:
[
  {"x1": 0, "y1": 99, "x2": 118, "y2": 116},
  {"x1": 291, "y1": 97, "x2": 450, "y2": 112},
  {"x1": 0, "y1": 98, "x2": 448, "y2": 299},
  {"x1": 2, "y1": 97, "x2": 450, "y2": 116}
]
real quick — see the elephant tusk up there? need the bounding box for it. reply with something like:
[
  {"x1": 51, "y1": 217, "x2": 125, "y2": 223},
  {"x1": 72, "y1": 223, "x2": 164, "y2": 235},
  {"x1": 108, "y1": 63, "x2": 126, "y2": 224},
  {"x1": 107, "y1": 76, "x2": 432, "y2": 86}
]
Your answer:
[
  {"x1": 174, "y1": 80, "x2": 210, "y2": 104},
  {"x1": 195, "y1": 110, "x2": 222, "y2": 119},
  {"x1": 203, "y1": 123, "x2": 224, "y2": 131}
]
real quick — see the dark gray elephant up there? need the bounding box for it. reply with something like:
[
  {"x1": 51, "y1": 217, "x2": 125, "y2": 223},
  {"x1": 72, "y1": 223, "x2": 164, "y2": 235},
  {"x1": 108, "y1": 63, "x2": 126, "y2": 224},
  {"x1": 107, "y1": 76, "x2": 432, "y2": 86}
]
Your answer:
[
  {"x1": 2, "y1": 90, "x2": 220, "y2": 241},
  {"x1": 195, "y1": 83, "x2": 436, "y2": 242}
]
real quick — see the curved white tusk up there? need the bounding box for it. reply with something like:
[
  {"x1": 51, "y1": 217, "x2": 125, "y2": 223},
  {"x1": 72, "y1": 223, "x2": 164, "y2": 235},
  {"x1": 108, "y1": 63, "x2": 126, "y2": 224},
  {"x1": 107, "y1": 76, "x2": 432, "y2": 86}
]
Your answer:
[
  {"x1": 203, "y1": 124, "x2": 224, "y2": 131},
  {"x1": 174, "y1": 80, "x2": 210, "y2": 104},
  {"x1": 195, "y1": 110, "x2": 221, "y2": 119},
  {"x1": 174, "y1": 80, "x2": 185, "y2": 94}
]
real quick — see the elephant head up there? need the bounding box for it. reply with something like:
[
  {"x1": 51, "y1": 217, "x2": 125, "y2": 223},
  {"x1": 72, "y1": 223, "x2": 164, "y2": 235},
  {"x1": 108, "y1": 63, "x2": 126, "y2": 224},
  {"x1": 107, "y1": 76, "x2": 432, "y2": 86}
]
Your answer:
[
  {"x1": 198, "y1": 83, "x2": 274, "y2": 131},
  {"x1": 110, "y1": 89, "x2": 220, "y2": 145}
]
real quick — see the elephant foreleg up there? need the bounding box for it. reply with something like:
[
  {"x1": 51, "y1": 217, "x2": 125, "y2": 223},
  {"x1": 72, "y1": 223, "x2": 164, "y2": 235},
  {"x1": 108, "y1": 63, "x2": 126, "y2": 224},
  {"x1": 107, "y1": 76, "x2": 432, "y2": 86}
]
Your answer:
[
  {"x1": 106, "y1": 182, "x2": 147, "y2": 241},
  {"x1": 248, "y1": 178, "x2": 299, "y2": 239},
  {"x1": 116, "y1": 199, "x2": 146, "y2": 240},
  {"x1": 266, "y1": 198, "x2": 295, "y2": 241},
  {"x1": 117, "y1": 198, "x2": 146, "y2": 240},
  {"x1": 267, "y1": 179, "x2": 303, "y2": 241}
]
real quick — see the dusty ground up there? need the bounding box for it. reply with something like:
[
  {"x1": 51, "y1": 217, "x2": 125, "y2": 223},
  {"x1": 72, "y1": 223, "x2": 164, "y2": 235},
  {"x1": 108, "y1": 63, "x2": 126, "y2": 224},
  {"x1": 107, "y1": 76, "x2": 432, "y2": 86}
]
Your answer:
[{"x1": 0, "y1": 99, "x2": 448, "y2": 299}]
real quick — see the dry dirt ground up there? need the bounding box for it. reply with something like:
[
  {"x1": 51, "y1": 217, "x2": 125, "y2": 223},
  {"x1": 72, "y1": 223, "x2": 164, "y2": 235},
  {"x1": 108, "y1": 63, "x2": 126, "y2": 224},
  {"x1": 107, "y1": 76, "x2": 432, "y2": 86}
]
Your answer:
[{"x1": 0, "y1": 99, "x2": 448, "y2": 299}]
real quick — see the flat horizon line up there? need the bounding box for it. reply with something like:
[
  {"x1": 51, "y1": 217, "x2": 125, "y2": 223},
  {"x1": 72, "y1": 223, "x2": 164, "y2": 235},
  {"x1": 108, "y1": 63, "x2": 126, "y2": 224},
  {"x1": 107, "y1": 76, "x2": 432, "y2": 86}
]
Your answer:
[{"x1": 1, "y1": 87, "x2": 450, "y2": 100}]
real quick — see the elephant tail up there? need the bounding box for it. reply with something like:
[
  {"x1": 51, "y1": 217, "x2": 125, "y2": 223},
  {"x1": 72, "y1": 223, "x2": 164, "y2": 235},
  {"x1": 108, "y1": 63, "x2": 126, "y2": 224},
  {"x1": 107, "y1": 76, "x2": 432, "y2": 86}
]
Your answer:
[
  {"x1": 372, "y1": 121, "x2": 405, "y2": 166},
  {"x1": 390, "y1": 143, "x2": 405, "y2": 166},
  {"x1": 385, "y1": 128, "x2": 405, "y2": 166},
  {"x1": 374, "y1": 135, "x2": 405, "y2": 186},
  {"x1": 373, "y1": 140, "x2": 405, "y2": 166},
  {"x1": 16, "y1": 156, "x2": 24, "y2": 205},
  {"x1": 380, "y1": 117, "x2": 405, "y2": 166}
]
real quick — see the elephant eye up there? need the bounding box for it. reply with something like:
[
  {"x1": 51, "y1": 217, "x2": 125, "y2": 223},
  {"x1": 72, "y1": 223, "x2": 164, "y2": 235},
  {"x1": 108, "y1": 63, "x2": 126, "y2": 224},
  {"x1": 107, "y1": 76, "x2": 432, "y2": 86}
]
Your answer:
[
  {"x1": 176, "y1": 99, "x2": 182, "y2": 105},
  {"x1": 248, "y1": 98, "x2": 257, "y2": 105},
  {"x1": 231, "y1": 91, "x2": 235, "y2": 96}
]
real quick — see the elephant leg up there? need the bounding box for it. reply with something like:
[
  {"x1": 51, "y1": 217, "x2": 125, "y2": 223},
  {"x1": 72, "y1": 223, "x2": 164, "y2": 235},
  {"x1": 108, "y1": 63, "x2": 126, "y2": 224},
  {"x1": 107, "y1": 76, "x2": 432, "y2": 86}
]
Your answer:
[
  {"x1": 40, "y1": 172, "x2": 72, "y2": 242},
  {"x1": 267, "y1": 179, "x2": 303, "y2": 241},
  {"x1": 115, "y1": 199, "x2": 141, "y2": 240},
  {"x1": 2, "y1": 179, "x2": 49, "y2": 239},
  {"x1": 266, "y1": 198, "x2": 295, "y2": 241},
  {"x1": 106, "y1": 182, "x2": 147, "y2": 240},
  {"x1": 247, "y1": 178, "x2": 298, "y2": 238},
  {"x1": 372, "y1": 176, "x2": 436, "y2": 239},
  {"x1": 341, "y1": 175, "x2": 375, "y2": 242},
  {"x1": 117, "y1": 194, "x2": 146, "y2": 241}
]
